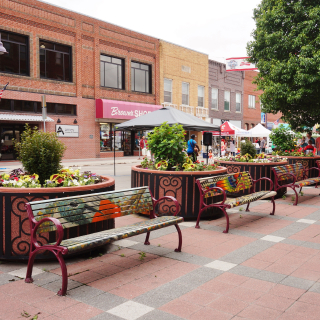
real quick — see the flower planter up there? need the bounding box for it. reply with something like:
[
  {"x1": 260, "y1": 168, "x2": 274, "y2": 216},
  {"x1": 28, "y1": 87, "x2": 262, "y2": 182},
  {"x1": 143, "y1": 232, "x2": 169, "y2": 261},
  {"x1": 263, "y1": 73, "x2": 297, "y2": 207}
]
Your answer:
[
  {"x1": 131, "y1": 165, "x2": 227, "y2": 220},
  {"x1": 218, "y1": 160, "x2": 288, "y2": 198},
  {"x1": 0, "y1": 176, "x2": 115, "y2": 261},
  {"x1": 281, "y1": 156, "x2": 320, "y2": 178}
]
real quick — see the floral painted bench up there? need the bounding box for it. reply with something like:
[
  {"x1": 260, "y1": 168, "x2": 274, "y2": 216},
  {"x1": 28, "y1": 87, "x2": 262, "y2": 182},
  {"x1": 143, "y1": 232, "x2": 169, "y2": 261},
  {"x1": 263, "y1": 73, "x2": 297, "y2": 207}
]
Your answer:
[
  {"x1": 196, "y1": 172, "x2": 276, "y2": 233},
  {"x1": 24, "y1": 186, "x2": 182, "y2": 296},
  {"x1": 272, "y1": 163, "x2": 320, "y2": 205}
]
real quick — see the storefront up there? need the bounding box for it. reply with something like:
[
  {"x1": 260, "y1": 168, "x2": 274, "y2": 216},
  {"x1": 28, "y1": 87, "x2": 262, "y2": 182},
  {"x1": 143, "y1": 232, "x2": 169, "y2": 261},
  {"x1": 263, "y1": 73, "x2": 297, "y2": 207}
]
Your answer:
[{"x1": 96, "y1": 99, "x2": 162, "y2": 156}]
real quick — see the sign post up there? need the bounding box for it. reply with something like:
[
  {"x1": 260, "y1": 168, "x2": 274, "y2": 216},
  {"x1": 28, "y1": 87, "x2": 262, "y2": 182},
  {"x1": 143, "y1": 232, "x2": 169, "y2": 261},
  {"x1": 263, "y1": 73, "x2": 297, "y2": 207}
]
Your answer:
[{"x1": 41, "y1": 95, "x2": 47, "y2": 132}]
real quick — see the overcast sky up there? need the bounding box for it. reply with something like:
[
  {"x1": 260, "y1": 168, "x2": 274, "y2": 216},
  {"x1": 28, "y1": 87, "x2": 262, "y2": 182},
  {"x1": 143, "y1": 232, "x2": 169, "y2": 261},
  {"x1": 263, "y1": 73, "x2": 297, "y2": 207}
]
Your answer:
[{"x1": 43, "y1": 0, "x2": 261, "y2": 63}]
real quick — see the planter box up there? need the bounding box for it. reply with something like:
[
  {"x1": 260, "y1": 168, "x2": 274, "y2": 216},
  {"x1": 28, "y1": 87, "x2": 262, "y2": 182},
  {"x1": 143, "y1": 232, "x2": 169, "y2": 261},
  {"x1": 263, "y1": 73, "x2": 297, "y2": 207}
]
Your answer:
[
  {"x1": 131, "y1": 165, "x2": 227, "y2": 220},
  {"x1": 0, "y1": 176, "x2": 115, "y2": 261},
  {"x1": 218, "y1": 160, "x2": 288, "y2": 197}
]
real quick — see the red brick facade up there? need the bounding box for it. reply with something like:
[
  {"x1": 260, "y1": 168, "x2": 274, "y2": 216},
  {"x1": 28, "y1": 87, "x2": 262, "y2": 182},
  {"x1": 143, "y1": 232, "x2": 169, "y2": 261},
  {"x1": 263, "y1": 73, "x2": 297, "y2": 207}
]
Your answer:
[
  {"x1": 0, "y1": 0, "x2": 160, "y2": 159},
  {"x1": 243, "y1": 71, "x2": 282, "y2": 129}
]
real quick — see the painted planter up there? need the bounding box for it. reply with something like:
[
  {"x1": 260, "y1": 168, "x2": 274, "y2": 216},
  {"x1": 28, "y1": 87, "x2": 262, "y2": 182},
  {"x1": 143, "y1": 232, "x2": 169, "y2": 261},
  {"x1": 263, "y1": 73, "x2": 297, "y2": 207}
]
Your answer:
[
  {"x1": 0, "y1": 176, "x2": 115, "y2": 261},
  {"x1": 218, "y1": 160, "x2": 288, "y2": 197},
  {"x1": 131, "y1": 165, "x2": 227, "y2": 220},
  {"x1": 281, "y1": 156, "x2": 320, "y2": 178}
]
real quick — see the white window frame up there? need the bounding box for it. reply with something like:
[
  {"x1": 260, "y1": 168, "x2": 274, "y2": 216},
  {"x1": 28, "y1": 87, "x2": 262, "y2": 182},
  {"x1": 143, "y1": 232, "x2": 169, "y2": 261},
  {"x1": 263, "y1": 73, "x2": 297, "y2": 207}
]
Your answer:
[
  {"x1": 198, "y1": 85, "x2": 205, "y2": 108},
  {"x1": 164, "y1": 78, "x2": 172, "y2": 103},
  {"x1": 224, "y1": 90, "x2": 230, "y2": 111},
  {"x1": 182, "y1": 82, "x2": 189, "y2": 105},
  {"x1": 248, "y1": 95, "x2": 256, "y2": 108},
  {"x1": 236, "y1": 92, "x2": 241, "y2": 112},
  {"x1": 211, "y1": 88, "x2": 218, "y2": 110}
]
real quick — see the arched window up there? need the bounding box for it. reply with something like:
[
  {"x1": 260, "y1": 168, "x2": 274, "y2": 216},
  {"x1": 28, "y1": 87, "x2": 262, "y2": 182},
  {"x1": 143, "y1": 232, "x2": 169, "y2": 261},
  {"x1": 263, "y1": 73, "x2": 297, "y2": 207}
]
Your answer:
[
  {"x1": 245, "y1": 123, "x2": 249, "y2": 130},
  {"x1": 251, "y1": 123, "x2": 255, "y2": 128}
]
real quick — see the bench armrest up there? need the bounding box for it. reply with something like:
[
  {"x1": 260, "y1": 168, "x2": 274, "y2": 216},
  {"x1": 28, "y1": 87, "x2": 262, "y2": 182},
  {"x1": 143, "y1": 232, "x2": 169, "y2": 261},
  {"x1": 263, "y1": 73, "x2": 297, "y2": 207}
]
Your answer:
[
  {"x1": 152, "y1": 196, "x2": 180, "y2": 217},
  {"x1": 202, "y1": 187, "x2": 227, "y2": 205},
  {"x1": 252, "y1": 177, "x2": 274, "y2": 192},
  {"x1": 304, "y1": 167, "x2": 320, "y2": 177}
]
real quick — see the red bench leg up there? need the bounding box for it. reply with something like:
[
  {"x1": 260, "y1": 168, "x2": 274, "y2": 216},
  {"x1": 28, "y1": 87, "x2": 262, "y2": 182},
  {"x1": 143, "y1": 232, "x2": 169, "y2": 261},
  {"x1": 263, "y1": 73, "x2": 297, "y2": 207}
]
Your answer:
[
  {"x1": 270, "y1": 196, "x2": 275, "y2": 215},
  {"x1": 195, "y1": 207, "x2": 206, "y2": 229},
  {"x1": 144, "y1": 232, "x2": 150, "y2": 245},
  {"x1": 25, "y1": 249, "x2": 37, "y2": 284},
  {"x1": 292, "y1": 187, "x2": 299, "y2": 206},
  {"x1": 55, "y1": 251, "x2": 68, "y2": 296},
  {"x1": 245, "y1": 202, "x2": 250, "y2": 212},
  {"x1": 174, "y1": 224, "x2": 182, "y2": 252},
  {"x1": 222, "y1": 208, "x2": 230, "y2": 233}
]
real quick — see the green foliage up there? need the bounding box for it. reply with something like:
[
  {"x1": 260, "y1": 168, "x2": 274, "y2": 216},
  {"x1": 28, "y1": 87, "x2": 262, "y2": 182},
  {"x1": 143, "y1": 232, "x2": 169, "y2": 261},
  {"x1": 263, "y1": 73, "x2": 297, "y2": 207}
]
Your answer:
[
  {"x1": 147, "y1": 122, "x2": 186, "y2": 170},
  {"x1": 247, "y1": 1, "x2": 320, "y2": 131},
  {"x1": 270, "y1": 125, "x2": 296, "y2": 152},
  {"x1": 240, "y1": 140, "x2": 256, "y2": 158},
  {"x1": 14, "y1": 125, "x2": 66, "y2": 185}
]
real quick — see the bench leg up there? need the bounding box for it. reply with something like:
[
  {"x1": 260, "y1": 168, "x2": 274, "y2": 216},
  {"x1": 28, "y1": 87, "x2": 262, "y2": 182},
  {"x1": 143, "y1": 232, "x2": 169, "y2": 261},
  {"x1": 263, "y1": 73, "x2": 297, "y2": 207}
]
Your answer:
[
  {"x1": 174, "y1": 224, "x2": 182, "y2": 252},
  {"x1": 195, "y1": 207, "x2": 206, "y2": 229},
  {"x1": 270, "y1": 196, "x2": 275, "y2": 215},
  {"x1": 25, "y1": 249, "x2": 37, "y2": 284},
  {"x1": 222, "y1": 208, "x2": 230, "y2": 233},
  {"x1": 245, "y1": 202, "x2": 250, "y2": 212},
  {"x1": 292, "y1": 187, "x2": 299, "y2": 206},
  {"x1": 55, "y1": 251, "x2": 68, "y2": 296},
  {"x1": 144, "y1": 232, "x2": 150, "y2": 245}
]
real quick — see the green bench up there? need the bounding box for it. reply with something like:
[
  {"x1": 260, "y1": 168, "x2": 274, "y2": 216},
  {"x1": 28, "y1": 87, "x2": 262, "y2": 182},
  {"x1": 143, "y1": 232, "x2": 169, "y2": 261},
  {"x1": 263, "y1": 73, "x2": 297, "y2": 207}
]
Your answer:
[
  {"x1": 196, "y1": 172, "x2": 277, "y2": 233},
  {"x1": 25, "y1": 186, "x2": 183, "y2": 296}
]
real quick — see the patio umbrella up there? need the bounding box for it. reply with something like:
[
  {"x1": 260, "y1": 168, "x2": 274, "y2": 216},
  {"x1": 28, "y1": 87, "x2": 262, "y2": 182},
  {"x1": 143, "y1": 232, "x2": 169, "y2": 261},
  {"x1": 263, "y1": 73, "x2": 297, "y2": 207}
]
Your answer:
[{"x1": 115, "y1": 106, "x2": 220, "y2": 131}]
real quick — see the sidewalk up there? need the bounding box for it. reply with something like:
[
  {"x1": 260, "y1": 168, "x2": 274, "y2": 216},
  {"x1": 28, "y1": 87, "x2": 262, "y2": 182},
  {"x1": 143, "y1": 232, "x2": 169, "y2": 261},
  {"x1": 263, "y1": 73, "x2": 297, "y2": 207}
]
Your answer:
[{"x1": 1, "y1": 188, "x2": 320, "y2": 319}]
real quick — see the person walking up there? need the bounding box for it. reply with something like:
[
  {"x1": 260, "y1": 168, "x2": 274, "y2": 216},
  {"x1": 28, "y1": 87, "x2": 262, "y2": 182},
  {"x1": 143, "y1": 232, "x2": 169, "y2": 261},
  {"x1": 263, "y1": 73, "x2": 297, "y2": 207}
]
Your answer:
[
  {"x1": 306, "y1": 132, "x2": 315, "y2": 146},
  {"x1": 187, "y1": 134, "x2": 199, "y2": 163},
  {"x1": 140, "y1": 136, "x2": 147, "y2": 158},
  {"x1": 260, "y1": 137, "x2": 266, "y2": 153}
]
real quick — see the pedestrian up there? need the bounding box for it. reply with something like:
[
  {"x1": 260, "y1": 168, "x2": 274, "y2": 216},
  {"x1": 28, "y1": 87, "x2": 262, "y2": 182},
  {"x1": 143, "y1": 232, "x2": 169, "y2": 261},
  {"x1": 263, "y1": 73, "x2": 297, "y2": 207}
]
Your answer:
[
  {"x1": 187, "y1": 134, "x2": 199, "y2": 163},
  {"x1": 306, "y1": 132, "x2": 315, "y2": 146},
  {"x1": 208, "y1": 149, "x2": 213, "y2": 163},
  {"x1": 260, "y1": 137, "x2": 266, "y2": 153},
  {"x1": 300, "y1": 137, "x2": 307, "y2": 148},
  {"x1": 316, "y1": 133, "x2": 320, "y2": 156},
  {"x1": 230, "y1": 139, "x2": 235, "y2": 156},
  {"x1": 140, "y1": 136, "x2": 147, "y2": 158},
  {"x1": 304, "y1": 140, "x2": 315, "y2": 155}
]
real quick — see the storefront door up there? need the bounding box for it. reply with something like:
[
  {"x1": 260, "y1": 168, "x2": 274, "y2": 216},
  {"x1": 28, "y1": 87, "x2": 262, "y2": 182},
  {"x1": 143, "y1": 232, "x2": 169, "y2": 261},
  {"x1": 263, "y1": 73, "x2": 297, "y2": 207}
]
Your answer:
[
  {"x1": 122, "y1": 131, "x2": 132, "y2": 156},
  {"x1": 0, "y1": 123, "x2": 25, "y2": 160}
]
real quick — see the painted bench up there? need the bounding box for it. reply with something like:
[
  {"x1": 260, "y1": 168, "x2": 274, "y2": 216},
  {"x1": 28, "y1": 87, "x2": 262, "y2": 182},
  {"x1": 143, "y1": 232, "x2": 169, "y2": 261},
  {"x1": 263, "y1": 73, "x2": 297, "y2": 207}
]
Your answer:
[
  {"x1": 24, "y1": 186, "x2": 183, "y2": 296},
  {"x1": 272, "y1": 163, "x2": 320, "y2": 205},
  {"x1": 196, "y1": 172, "x2": 276, "y2": 233}
]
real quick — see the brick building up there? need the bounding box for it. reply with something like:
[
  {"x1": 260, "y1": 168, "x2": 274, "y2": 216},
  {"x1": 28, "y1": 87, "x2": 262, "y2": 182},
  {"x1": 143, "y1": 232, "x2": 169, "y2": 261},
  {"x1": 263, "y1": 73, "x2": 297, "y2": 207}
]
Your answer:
[
  {"x1": 0, "y1": 0, "x2": 160, "y2": 160},
  {"x1": 159, "y1": 40, "x2": 209, "y2": 145},
  {"x1": 243, "y1": 70, "x2": 282, "y2": 130},
  {"x1": 208, "y1": 59, "x2": 244, "y2": 129}
]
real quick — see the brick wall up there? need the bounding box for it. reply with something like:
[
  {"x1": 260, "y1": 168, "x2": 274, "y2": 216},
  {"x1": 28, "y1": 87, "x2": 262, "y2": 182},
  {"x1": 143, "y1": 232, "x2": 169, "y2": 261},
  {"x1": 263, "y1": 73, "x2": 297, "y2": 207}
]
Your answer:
[
  {"x1": 208, "y1": 60, "x2": 244, "y2": 126},
  {"x1": 243, "y1": 71, "x2": 282, "y2": 129},
  {"x1": 0, "y1": 0, "x2": 160, "y2": 159}
]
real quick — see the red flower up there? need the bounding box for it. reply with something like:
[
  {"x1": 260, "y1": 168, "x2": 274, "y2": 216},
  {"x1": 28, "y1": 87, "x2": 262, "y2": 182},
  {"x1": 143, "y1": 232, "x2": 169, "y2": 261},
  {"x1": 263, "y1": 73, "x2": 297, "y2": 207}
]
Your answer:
[
  {"x1": 201, "y1": 161, "x2": 204, "y2": 163},
  {"x1": 57, "y1": 178, "x2": 63, "y2": 184},
  {"x1": 14, "y1": 177, "x2": 19, "y2": 181},
  {"x1": 285, "y1": 150, "x2": 288, "y2": 152}
]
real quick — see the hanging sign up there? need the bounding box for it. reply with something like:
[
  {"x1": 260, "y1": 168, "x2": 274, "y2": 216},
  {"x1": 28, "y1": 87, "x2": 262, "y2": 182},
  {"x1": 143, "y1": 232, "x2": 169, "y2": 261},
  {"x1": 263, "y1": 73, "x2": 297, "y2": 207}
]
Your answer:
[{"x1": 226, "y1": 57, "x2": 257, "y2": 71}]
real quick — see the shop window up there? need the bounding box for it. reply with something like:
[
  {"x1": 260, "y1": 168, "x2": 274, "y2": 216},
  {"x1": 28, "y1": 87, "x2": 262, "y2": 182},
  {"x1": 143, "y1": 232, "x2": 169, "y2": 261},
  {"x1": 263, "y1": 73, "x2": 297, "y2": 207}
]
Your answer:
[
  {"x1": 211, "y1": 88, "x2": 218, "y2": 110},
  {"x1": 0, "y1": 30, "x2": 29, "y2": 76},
  {"x1": 131, "y1": 62, "x2": 151, "y2": 93},
  {"x1": 100, "y1": 54, "x2": 124, "y2": 89},
  {"x1": 164, "y1": 78, "x2": 172, "y2": 103},
  {"x1": 0, "y1": 99, "x2": 12, "y2": 111},
  {"x1": 224, "y1": 90, "x2": 230, "y2": 111},
  {"x1": 45, "y1": 103, "x2": 76, "y2": 115},
  {"x1": 182, "y1": 82, "x2": 189, "y2": 105},
  {"x1": 198, "y1": 85, "x2": 204, "y2": 107},
  {"x1": 236, "y1": 93, "x2": 241, "y2": 112},
  {"x1": 100, "y1": 123, "x2": 123, "y2": 152},
  {"x1": 39, "y1": 40, "x2": 72, "y2": 82}
]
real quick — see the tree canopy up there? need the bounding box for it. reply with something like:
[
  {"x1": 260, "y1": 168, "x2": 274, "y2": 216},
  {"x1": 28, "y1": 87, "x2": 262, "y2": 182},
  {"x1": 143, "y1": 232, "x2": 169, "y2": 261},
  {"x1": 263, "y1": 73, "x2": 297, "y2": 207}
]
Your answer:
[{"x1": 247, "y1": 0, "x2": 320, "y2": 131}]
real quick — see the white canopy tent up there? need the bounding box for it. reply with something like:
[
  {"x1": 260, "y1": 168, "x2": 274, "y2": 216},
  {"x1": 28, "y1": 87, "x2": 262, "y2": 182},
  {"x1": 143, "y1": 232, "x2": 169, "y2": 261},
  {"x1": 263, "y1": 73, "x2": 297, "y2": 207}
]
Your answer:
[{"x1": 248, "y1": 123, "x2": 272, "y2": 152}]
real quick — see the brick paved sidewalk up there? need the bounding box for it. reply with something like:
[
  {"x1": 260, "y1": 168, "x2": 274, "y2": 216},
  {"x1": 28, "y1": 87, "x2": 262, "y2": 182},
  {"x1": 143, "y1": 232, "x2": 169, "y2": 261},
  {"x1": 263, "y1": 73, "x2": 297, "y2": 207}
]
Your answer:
[{"x1": 1, "y1": 188, "x2": 320, "y2": 319}]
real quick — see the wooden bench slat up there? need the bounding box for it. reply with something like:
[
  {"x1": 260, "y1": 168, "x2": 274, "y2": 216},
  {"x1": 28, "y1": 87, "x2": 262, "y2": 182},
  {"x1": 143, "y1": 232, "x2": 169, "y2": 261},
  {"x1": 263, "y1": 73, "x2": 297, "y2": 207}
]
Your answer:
[{"x1": 30, "y1": 187, "x2": 150, "y2": 211}]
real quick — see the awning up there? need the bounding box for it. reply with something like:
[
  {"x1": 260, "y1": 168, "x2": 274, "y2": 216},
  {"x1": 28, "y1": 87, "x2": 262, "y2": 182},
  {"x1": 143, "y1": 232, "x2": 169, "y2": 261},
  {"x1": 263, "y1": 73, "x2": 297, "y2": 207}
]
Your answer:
[{"x1": 0, "y1": 114, "x2": 54, "y2": 122}]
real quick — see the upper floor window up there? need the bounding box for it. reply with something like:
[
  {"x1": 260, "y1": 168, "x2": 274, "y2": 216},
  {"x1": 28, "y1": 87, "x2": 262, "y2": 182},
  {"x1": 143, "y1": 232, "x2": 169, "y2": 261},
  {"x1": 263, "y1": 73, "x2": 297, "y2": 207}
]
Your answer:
[
  {"x1": 0, "y1": 30, "x2": 29, "y2": 76},
  {"x1": 100, "y1": 55, "x2": 124, "y2": 89},
  {"x1": 131, "y1": 62, "x2": 151, "y2": 93},
  {"x1": 236, "y1": 93, "x2": 241, "y2": 112},
  {"x1": 248, "y1": 95, "x2": 256, "y2": 108},
  {"x1": 182, "y1": 82, "x2": 189, "y2": 105},
  {"x1": 224, "y1": 90, "x2": 230, "y2": 111},
  {"x1": 245, "y1": 123, "x2": 249, "y2": 130},
  {"x1": 198, "y1": 85, "x2": 204, "y2": 107},
  {"x1": 40, "y1": 40, "x2": 72, "y2": 82},
  {"x1": 164, "y1": 78, "x2": 172, "y2": 103},
  {"x1": 211, "y1": 88, "x2": 218, "y2": 110}
]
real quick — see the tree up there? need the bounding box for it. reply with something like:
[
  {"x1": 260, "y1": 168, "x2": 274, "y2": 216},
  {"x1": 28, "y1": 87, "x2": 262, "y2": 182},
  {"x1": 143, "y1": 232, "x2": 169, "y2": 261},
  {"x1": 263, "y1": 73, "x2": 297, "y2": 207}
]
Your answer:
[{"x1": 247, "y1": 0, "x2": 320, "y2": 131}]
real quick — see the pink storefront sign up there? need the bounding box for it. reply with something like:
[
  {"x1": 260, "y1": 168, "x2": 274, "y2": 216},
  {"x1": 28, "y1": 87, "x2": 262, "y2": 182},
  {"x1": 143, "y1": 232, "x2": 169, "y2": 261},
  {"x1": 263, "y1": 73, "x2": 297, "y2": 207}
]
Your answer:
[{"x1": 96, "y1": 99, "x2": 162, "y2": 120}]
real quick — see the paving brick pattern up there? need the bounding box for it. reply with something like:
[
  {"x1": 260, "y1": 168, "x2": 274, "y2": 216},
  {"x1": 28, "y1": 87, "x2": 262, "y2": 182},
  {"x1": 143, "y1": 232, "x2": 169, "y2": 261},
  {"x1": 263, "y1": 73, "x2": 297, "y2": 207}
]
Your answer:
[{"x1": 1, "y1": 189, "x2": 320, "y2": 319}]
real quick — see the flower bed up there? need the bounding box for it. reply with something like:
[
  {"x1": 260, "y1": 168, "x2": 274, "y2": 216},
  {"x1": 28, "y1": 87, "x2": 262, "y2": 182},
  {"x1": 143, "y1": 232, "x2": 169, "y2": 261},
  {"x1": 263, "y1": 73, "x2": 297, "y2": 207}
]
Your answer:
[
  {"x1": 0, "y1": 168, "x2": 104, "y2": 188},
  {"x1": 218, "y1": 153, "x2": 286, "y2": 163}
]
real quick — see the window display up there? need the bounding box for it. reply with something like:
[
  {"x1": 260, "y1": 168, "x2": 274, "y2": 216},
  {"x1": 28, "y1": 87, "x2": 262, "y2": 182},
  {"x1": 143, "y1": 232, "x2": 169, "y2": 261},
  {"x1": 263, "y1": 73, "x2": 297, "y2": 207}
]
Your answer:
[{"x1": 100, "y1": 123, "x2": 123, "y2": 152}]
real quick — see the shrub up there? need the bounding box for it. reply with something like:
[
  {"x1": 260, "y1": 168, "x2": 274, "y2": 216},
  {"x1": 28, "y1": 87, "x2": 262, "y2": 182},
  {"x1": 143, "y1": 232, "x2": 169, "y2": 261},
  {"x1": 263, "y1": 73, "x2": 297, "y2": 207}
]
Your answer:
[
  {"x1": 240, "y1": 140, "x2": 256, "y2": 158},
  {"x1": 147, "y1": 122, "x2": 186, "y2": 170},
  {"x1": 14, "y1": 125, "x2": 66, "y2": 184},
  {"x1": 270, "y1": 125, "x2": 296, "y2": 152}
]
